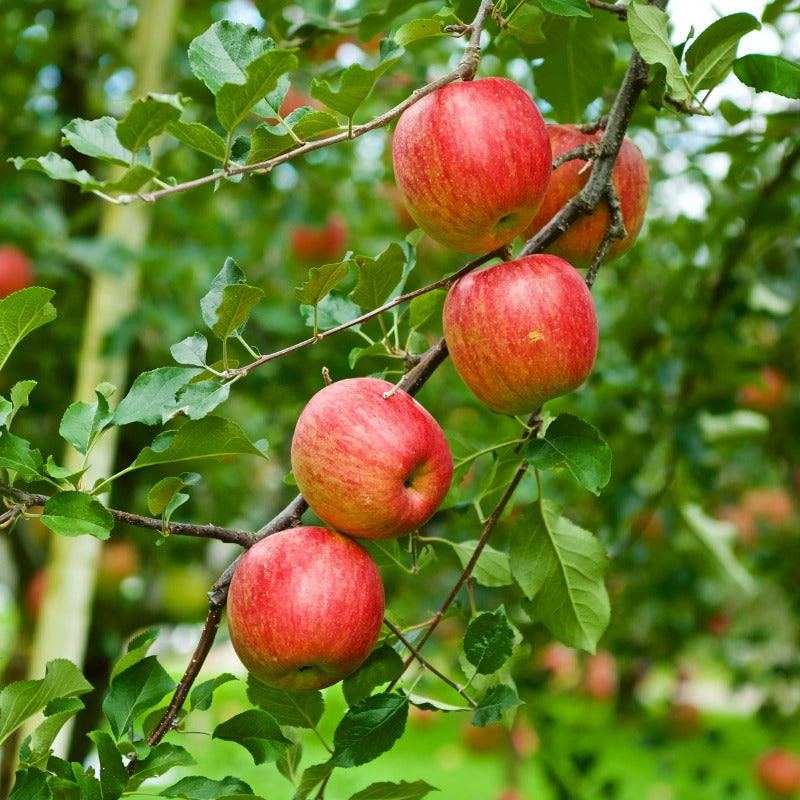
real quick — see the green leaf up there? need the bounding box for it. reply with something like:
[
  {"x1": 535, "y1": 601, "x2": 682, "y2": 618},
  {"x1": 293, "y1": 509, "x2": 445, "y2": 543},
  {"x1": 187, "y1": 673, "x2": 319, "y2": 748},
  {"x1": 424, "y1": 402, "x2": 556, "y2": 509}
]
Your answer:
[
  {"x1": 505, "y1": 7, "x2": 547, "y2": 43},
  {"x1": 117, "y1": 93, "x2": 185, "y2": 152},
  {"x1": 0, "y1": 397, "x2": 12, "y2": 428},
  {"x1": 526, "y1": 414, "x2": 612, "y2": 495},
  {"x1": 470, "y1": 685, "x2": 523, "y2": 727},
  {"x1": 532, "y1": 16, "x2": 615, "y2": 121},
  {"x1": 463, "y1": 609, "x2": 516, "y2": 675},
  {"x1": 510, "y1": 501, "x2": 610, "y2": 652},
  {"x1": 449, "y1": 540, "x2": 514, "y2": 588},
  {"x1": 408, "y1": 290, "x2": 446, "y2": 332},
  {"x1": 0, "y1": 432, "x2": 44, "y2": 482},
  {"x1": 627, "y1": 1, "x2": 693, "y2": 101},
  {"x1": 130, "y1": 416, "x2": 268, "y2": 471},
  {"x1": 310, "y1": 41, "x2": 404, "y2": 120},
  {"x1": 189, "y1": 673, "x2": 237, "y2": 712},
  {"x1": 212, "y1": 709, "x2": 291, "y2": 765},
  {"x1": 7, "y1": 768, "x2": 52, "y2": 800},
  {"x1": 110, "y1": 629, "x2": 161, "y2": 681},
  {"x1": 0, "y1": 660, "x2": 92, "y2": 746},
  {"x1": 349, "y1": 780, "x2": 438, "y2": 800},
  {"x1": 343, "y1": 645, "x2": 404, "y2": 707},
  {"x1": 348, "y1": 342, "x2": 398, "y2": 369},
  {"x1": 540, "y1": 0, "x2": 592, "y2": 17},
  {"x1": 391, "y1": 19, "x2": 446, "y2": 46},
  {"x1": 18, "y1": 697, "x2": 84, "y2": 769},
  {"x1": 172, "y1": 380, "x2": 231, "y2": 421},
  {"x1": 299, "y1": 293, "x2": 362, "y2": 332},
  {"x1": 59, "y1": 385, "x2": 114, "y2": 456},
  {"x1": 734, "y1": 54, "x2": 800, "y2": 98},
  {"x1": 127, "y1": 742, "x2": 195, "y2": 791},
  {"x1": 681, "y1": 503, "x2": 757, "y2": 594},
  {"x1": 7, "y1": 381, "x2": 37, "y2": 427},
  {"x1": 41, "y1": 492, "x2": 114, "y2": 539},
  {"x1": 11, "y1": 153, "x2": 100, "y2": 189},
  {"x1": 171, "y1": 333, "x2": 209, "y2": 368},
  {"x1": 61, "y1": 117, "x2": 133, "y2": 166},
  {"x1": 201, "y1": 258, "x2": 247, "y2": 330},
  {"x1": 161, "y1": 775, "x2": 256, "y2": 799},
  {"x1": 246, "y1": 675, "x2": 324, "y2": 728},
  {"x1": 112, "y1": 367, "x2": 204, "y2": 426},
  {"x1": 211, "y1": 284, "x2": 265, "y2": 340},
  {"x1": 189, "y1": 20, "x2": 275, "y2": 94},
  {"x1": 295, "y1": 764, "x2": 334, "y2": 800},
  {"x1": 0, "y1": 287, "x2": 57, "y2": 372},
  {"x1": 147, "y1": 472, "x2": 201, "y2": 516},
  {"x1": 102, "y1": 656, "x2": 176, "y2": 740},
  {"x1": 329, "y1": 693, "x2": 408, "y2": 768},
  {"x1": 167, "y1": 121, "x2": 228, "y2": 160},
  {"x1": 350, "y1": 243, "x2": 406, "y2": 311},
  {"x1": 247, "y1": 108, "x2": 341, "y2": 164},
  {"x1": 216, "y1": 50, "x2": 298, "y2": 132},
  {"x1": 686, "y1": 13, "x2": 761, "y2": 91},
  {"x1": 88, "y1": 730, "x2": 127, "y2": 800},
  {"x1": 295, "y1": 261, "x2": 352, "y2": 306}
]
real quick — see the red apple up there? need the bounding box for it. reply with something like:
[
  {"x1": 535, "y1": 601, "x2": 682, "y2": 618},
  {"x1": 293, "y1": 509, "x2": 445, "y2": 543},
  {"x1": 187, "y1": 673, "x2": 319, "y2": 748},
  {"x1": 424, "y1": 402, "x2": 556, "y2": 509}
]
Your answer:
[
  {"x1": 226, "y1": 526, "x2": 385, "y2": 691},
  {"x1": 523, "y1": 124, "x2": 649, "y2": 267},
  {"x1": 392, "y1": 77, "x2": 551, "y2": 254},
  {"x1": 442, "y1": 254, "x2": 598, "y2": 415},
  {"x1": 291, "y1": 377, "x2": 453, "y2": 539},
  {"x1": 756, "y1": 749, "x2": 800, "y2": 797},
  {"x1": 0, "y1": 245, "x2": 35, "y2": 298},
  {"x1": 537, "y1": 642, "x2": 580, "y2": 689},
  {"x1": 738, "y1": 367, "x2": 789, "y2": 410},
  {"x1": 289, "y1": 216, "x2": 347, "y2": 263}
]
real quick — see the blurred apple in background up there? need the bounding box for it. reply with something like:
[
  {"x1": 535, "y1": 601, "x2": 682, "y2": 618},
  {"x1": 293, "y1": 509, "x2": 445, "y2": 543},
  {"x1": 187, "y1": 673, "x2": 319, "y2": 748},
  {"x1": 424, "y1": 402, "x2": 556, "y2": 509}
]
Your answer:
[
  {"x1": 738, "y1": 367, "x2": 789, "y2": 411},
  {"x1": 289, "y1": 215, "x2": 347, "y2": 263},
  {"x1": 756, "y1": 749, "x2": 800, "y2": 797},
  {"x1": 582, "y1": 650, "x2": 618, "y2": 700},
  {"x1": 0, "y1": 245, "x2": 35, "y2": 298}
]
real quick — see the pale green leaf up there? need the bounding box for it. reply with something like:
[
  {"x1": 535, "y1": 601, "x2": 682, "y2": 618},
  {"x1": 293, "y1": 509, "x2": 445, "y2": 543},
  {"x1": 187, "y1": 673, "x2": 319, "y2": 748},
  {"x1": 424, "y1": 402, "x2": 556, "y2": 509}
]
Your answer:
[
  {"x1": 117, "y1": 93, "x2": 186, "y2": 152},
  {"x1": 0, "y1": 288, "x2": 57, "y2": 372}
]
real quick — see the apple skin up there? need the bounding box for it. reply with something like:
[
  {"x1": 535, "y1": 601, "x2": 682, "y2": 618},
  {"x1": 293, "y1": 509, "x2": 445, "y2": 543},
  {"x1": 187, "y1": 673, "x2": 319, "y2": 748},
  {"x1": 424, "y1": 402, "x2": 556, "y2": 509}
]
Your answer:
[
  {"x1": 756, "y1": 749, "x2": 800, "y2": 797},
  {"x1": 226, "y1": 526, "x2": 385, "y2": 691},
  {"x1": 442, "y1": 254, "x2": 598, "y2": 415},
  {"x1": 0, "y1": 245, "x2": 35, "y2": 298},
  {"x1": 291, "y1": 377, "x2": 453, "y2": 539},
  {"x1": 289, "y1": 216, "x2": 347, "y2": 263},
  {"x1": 523, "y1": 124, "x2": 649, "y2": 267},
  {"x1": 392, "y1": 77, "x2": 551, "y2": 254}
]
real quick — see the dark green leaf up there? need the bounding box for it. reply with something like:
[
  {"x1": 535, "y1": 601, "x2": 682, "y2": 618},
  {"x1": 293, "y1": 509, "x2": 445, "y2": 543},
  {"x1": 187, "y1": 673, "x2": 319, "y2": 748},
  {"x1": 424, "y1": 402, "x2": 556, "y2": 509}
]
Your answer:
[
  {"x1": 349, "y1": 780, "x2": 438, "y2": 800},
  {"x1": 276, "y1": 736, "x2": 302, "y2": 785},
  {"x1": 510, "y1": 501, "x2": 610, "y2": 651},
  {"x1": 295, "y1": 261, "x2": 352, "y2": 306},
  {"x1": 540, "y1": 0, "x2": 592, "y2": 17},
  {"x1": 349, "y1": 242, "x2": 406, "y2": 311},
  {"x1": 247, "y1": 108, "x2": 341, "y2": 164},
  {"x1": 212, "y1": 709, "x2": 291, "y2": 765},
  {"x1": 329, "y1": 693, "x2": 408, "y2": 768},
  {"x1": 102, "y1": 656, "x2": 176, "y2": 740},
  {"x1": 117, "y1": 93, "x2": 185, "y2": 152},
  {"x1": 408, "y1": 290, "x2": 445, "y2": 332},
  {"x1": 112, "y1": 366, "x2": 203, "y2": 426},
  {"x1": 310, "y1": 41, "x2": 404, "y2": 120},
  {"x1": 130, "y1": 416, "x2": 268, "y2": 471},
  {"x1": 294, "y1": 763, "x2": 334, "y2": 800},
  {"x1": 210, "y1": 284, "x2": 265, "y2": 340},
  {"x1": 216, "y1": 50, "x2": 298, "y2": 132},
  {"x1": 147, "y1": 472, "x2": 201, "y2": 516},
  {"x1": 686, "y1": 13, "x2": 761, "y2": 91},
  {"x1": 110, "y1": 629, "x2": 160, "y2": 681},
  {"x1": 162, "y1": 775, "x2": 256, "y2": 799},
  {"x1": 61, "y1": 117, "x2": 133, "y2": 166},
  {"x1": 167, "y1": 121, "x2": 228, "y2": 161},
  {"x1": 348, "y1": 342, "x2": 398, "y2": 369},
  {"x1": 463, "y1": 609, "x2": 516, "y2": 675},
  {"x1": 343, "y1": 645, "x2": 404, "y2": 706},
  {"x1": 58, "y1": 385, "x2": 114, "y2": 455},
  {"x1": 201, "y1": 258, "x2": 247, "y2": 330},
  {"x1": 734, "y1": 54, "x2": 800, "y2": 98},
  {"x1": 41, "y1": 492, "x2": 113, "y2": 540},
  {"x1": 0, "y1": 660, "x2": 92, "y2": 746},
  {"x1": 127, "y1": 742, "x2": 195, "y2": 791},
  {"x1": 526, "y1": 414, "x2": 612, "y2": 495},
  {"x1": 88, "y1": 730, "x2": 127, "y2": 800},
  {"x1": 18, "y1": 697, "x2": 84, "y2": 769},
  {"x1": 392, "y1": 19, "x2": 446, "y2": 46},
  {"x1": 470, "y1": 685, "x2": 522, "y2": 727},
  {"x1": 0, "y1": 432, "x2": 44, "y2": 482},
  {"x1": 0, "y1": 287, "x2": 57, "y2": 372},
  {"x1": 246, "y1": 675, "x2": 324, "y2": 728},
  {"x1": 190, "y1": 673, "x2": 237, "y2": 712},
  {"x1": 505, "y1": 7, "x2": 547, "y2": 43},
  {"x1": 7, "y1": 768, "x2": 52, "y2": 800}
]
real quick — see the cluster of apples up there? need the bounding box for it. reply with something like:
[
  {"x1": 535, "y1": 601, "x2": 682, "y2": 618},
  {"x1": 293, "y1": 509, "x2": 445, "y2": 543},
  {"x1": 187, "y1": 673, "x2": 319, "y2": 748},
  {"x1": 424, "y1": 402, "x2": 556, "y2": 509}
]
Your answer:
[
  {"x1": 226, "y1": 76, "x2": 649, "y2": 693},
  {"x1": 226, "y1": 377, "x2": 454, "y2": 690}
]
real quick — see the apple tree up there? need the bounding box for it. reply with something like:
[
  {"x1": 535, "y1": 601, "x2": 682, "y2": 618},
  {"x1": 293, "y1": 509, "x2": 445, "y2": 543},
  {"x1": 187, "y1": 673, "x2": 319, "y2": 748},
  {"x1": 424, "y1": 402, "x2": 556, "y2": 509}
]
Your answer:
[{"x1": 1, "y1": 0, "x2": 799, "y2": 798}]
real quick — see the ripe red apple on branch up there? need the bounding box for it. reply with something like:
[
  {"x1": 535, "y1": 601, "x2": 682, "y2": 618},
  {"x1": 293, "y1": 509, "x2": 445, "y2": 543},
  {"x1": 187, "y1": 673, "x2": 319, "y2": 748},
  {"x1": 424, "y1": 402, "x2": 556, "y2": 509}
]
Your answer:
[
  {"x1": 226, "y1": 526, "x2": 385, "y2": 691},
  {"x1": 392, "y1": 77, "x2": 551, "y2": 254},
  {"x1": 523, "y1": 124, "x2": 649, "y2": 267},
  {"x1": 0, "y1": 245, "x2": 35, "y2": 298},
  {"x1": 442, "y1": 254, "x2": 598, "y2": 416},
  {"x1": 291, "y1": 377, "x2": 453, "y2": 539}
]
